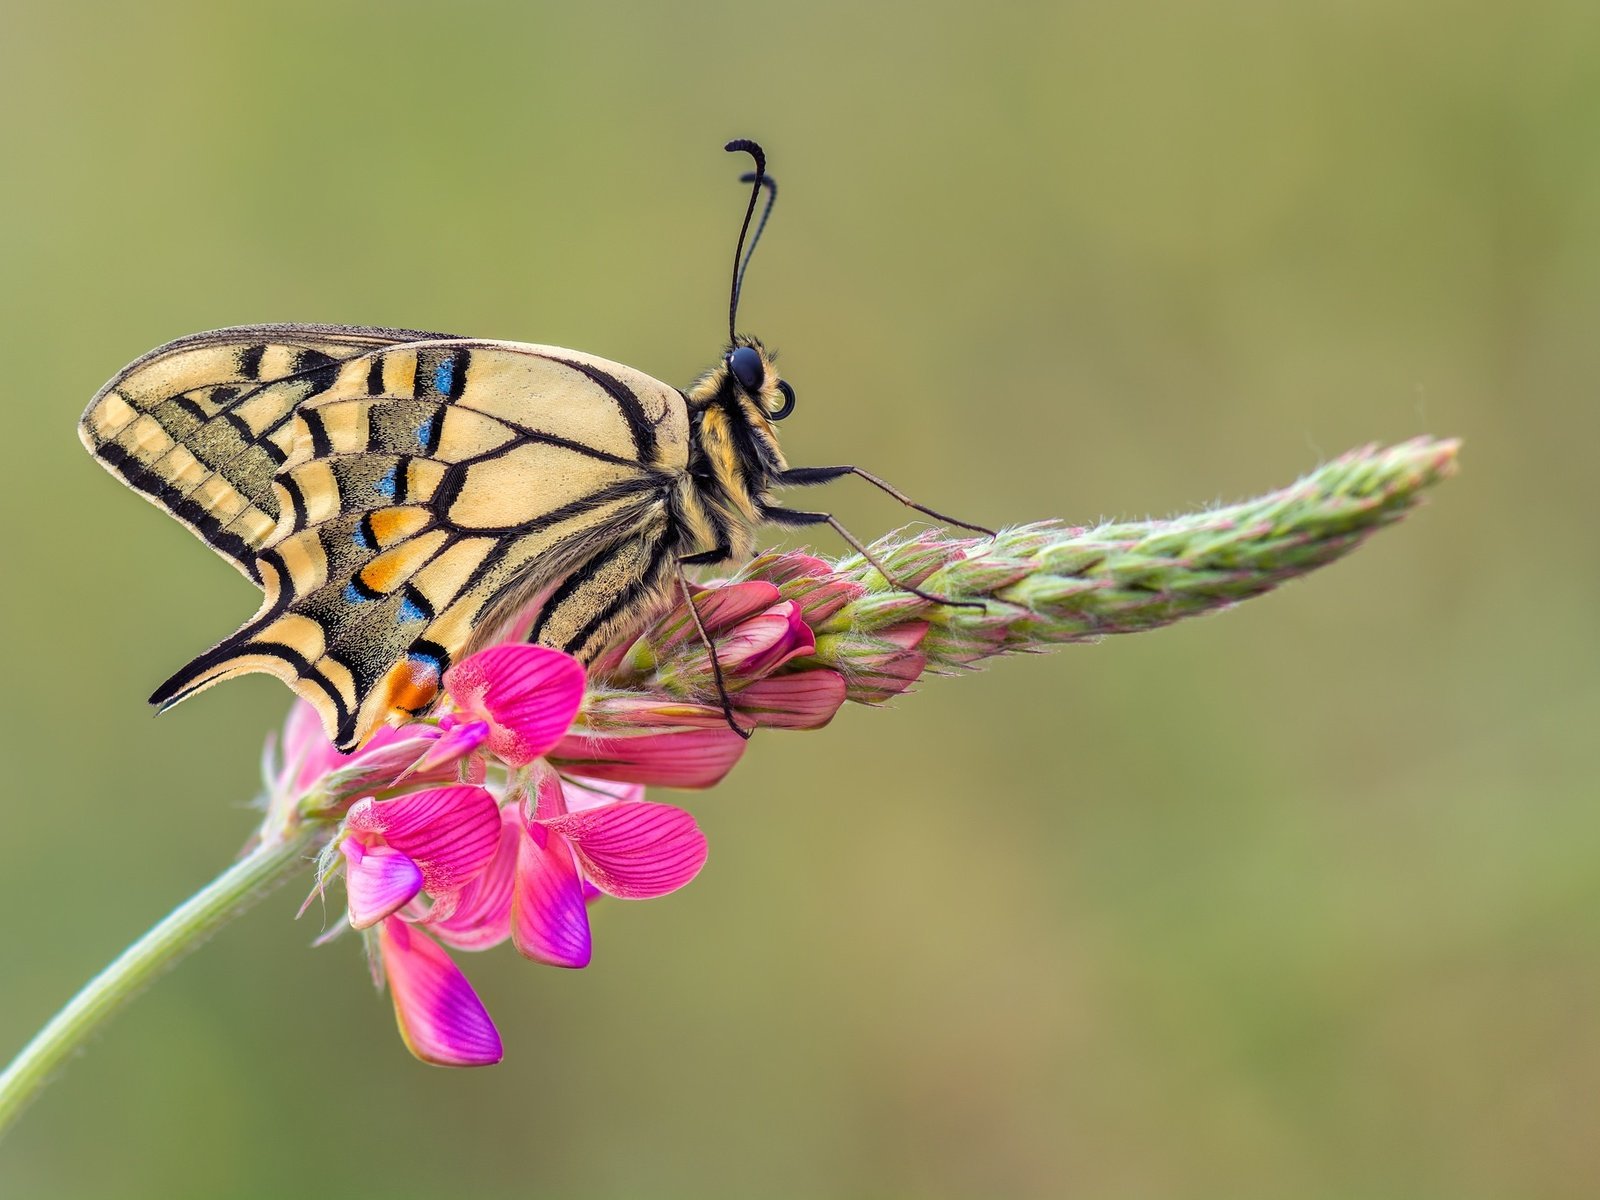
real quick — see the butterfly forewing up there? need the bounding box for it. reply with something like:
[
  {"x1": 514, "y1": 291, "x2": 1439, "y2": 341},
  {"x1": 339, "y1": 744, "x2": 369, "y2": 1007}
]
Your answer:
[{"x1": 85, "y1": 325, "x2": 693, "y2": 750}]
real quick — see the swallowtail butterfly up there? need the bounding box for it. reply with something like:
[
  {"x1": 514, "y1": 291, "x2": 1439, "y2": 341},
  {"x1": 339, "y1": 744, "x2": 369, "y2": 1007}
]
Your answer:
[{"x1": 79, "y1": 140, "x2": 987, "y2": 750}]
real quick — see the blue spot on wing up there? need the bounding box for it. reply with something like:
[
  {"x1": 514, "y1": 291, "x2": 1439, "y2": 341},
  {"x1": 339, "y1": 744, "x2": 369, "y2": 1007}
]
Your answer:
[
  {"x1": 343, "y1": 582, "x2": 369, "y2": 604},
  {"x1": 399, "y1": 594, "x2": 428, "y2": 623},
  {"x1": 433, "y1": 358, "x2": 454, "y2": 396},
  {"x1": 375, "y1": 466, "x2": 397, "y2": 499},
  {"x1": 408, "y1": 647, "x2": 446, "y2": 675},
  {"x1": 416, "y1": 415, "x2": 436, "y2": 450}
]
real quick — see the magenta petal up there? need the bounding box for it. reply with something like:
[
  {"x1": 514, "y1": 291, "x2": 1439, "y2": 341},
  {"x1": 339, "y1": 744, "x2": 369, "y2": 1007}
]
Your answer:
[
  {"x1": 281, "y1": 700, "x2": 340, "y2": 794},
  {"x1": 545, "y1": 801, "x2": 708, "y2": 899},
  {"x1": 736, "y1": 670, "x2": 848, "y2": 729},
  {"x1": 511, "y1": 824, "x2": 591, "y2": 968},
  {"x1": 562, "y1": 776, "x2": 646, "y2": 814},
  {"x1": 282, "y1": 700, "x2": 422, "y2": 795},
  {"x1": 428, "y1": 810, "x2": 519, "y2": 951},
  {"x1": 691, "y1": 581, "x2": 784, "y2": 635},
  {"x1": 444, "y1": 645, "x2": 587, "y2": 766},
  {"x1": 793, "y1": 578, "x2": 867, "y2": 628},
  {"x1": 579, "y1": 694, "x2": 732, "y2": 729},
  {"x1": 551, "y1": 726, "x2": 747, "y2": 789},
  {"x1": 343, "y1": 841, "x2": 424, "y2": 929},
  {"x1": 741, "y1": 550, "x2": 831, "y2": 585},
  {"x1": 410, "y1": 718, "x2": 488, "y2": 775},
  {"x1": 346, "y1": 787, "x2": 502, "y2": 895},
  {"x1": 718, "y1": 601, "x2": 815, "y2": 677},
  {"x1": 652, "y1": 582, "x2": 783, "y2": 655},
  {"x1": 379, "y1": 918, "x2": 502, "y2": 1067}
]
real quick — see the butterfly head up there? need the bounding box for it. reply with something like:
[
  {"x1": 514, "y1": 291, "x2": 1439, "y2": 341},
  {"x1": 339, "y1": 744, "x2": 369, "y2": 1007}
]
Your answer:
[{"x1": 726, "y1": 338, "x2": 795, "y2": 422}]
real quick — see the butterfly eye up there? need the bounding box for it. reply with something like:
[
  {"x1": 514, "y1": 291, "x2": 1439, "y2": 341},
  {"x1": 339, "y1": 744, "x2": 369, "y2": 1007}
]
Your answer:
[
  {"x1": 768, "y1": 379, "x2": 796, "y2": 421},
  {"x1": 728, "y1": 346, "x2": 765, "y2": 393}
]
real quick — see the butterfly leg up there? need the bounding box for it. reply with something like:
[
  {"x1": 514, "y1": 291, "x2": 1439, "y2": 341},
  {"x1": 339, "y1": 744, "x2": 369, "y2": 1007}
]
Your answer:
[
  {"x1": 775, "y1": 466, "x2": 995, "y2": 537},
  {"x1": 673, "y1": 560, "x2": 753, "y2": 740},
  {"x1": 761, "y1": 506, "x2": 986, "y2": 610},
  {"x1": 678, "y1": 542, "x2": 732, "y2": 566}
]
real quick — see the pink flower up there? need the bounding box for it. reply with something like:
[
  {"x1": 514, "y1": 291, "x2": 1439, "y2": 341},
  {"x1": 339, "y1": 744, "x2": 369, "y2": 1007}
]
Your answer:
[
  {"x1": 442, "y1": 644, "x2": 586, "y2": 767},
  {"x1": 315, "y1": 643, "x2": 710, "y2": 1067},
  {"x1": 508, "y1": 763, "x2": 707, "y2": 968},
  {"x1": 340, "y1": 786, "x2": 503, "y2": 928},
  {"x1": 599, "y1": 578, "x2": 850, "y2": 734},
  {"x1": 365, "y1": 770, "x2": 707, "y2": 1064},
  {"x1": 265, "y1": 701, "x2": 484, "y2": 839}
]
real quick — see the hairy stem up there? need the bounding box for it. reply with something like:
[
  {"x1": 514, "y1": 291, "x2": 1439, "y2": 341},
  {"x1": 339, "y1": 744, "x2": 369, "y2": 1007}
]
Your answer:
[{"x1": 0, "y1": 826, "x2": 319, "y2": 1140}]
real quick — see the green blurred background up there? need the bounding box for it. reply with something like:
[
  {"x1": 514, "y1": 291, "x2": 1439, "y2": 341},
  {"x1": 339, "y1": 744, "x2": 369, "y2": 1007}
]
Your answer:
[{"x1": 3, "y1": 2, "x2": 1596, "y2": 1196}]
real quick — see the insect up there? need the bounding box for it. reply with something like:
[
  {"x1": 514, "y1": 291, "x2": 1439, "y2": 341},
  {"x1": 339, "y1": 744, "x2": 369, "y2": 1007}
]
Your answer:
[{"x1": 79, "y1": 139, "x2": 989, "y2": 751}]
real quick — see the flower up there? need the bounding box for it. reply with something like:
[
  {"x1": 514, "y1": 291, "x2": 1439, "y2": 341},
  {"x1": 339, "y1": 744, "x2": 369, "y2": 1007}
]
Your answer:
[
  {"x1": 441, "y1": 644, "x2": 586, "y2": 768},
  {"x1": 263, "y1": 699, "x2": 482, "y2": 840},
  {"x1": 295, "y1": 643, "x2": 712, "y2": 1066},
  {"x1": 339, "y1": 786, "x2": 503, "y2": 929},
  {"x1": 593, "y1": 575, "x2": 856, "y2": 733}
]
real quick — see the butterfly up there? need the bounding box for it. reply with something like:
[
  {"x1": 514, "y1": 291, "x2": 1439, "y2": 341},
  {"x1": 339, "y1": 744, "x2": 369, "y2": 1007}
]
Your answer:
[{"x1": 79, "y1": 139, "x2": 989, "y2": 752}]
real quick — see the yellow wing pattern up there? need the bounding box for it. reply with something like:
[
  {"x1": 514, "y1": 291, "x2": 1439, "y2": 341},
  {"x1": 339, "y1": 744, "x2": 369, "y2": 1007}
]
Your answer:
[
  {"x1": 83, "y1": 326, "x2": 692, "y2": 749},
  {"x1": 79, "y1": 324, "x2": 449, "y2": 582}
]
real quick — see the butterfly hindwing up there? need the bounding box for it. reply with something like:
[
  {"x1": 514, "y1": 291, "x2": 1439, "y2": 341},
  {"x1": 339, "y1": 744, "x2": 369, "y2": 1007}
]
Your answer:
[
  {"x1": 143, "y1": 337, "x2": 692, "y2": 749},
  {"x1": 79, "y1": 324, "x2": 450, "y2": 582}
]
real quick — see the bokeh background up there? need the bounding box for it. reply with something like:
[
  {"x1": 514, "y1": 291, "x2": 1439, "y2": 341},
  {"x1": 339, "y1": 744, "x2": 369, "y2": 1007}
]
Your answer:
[{"x1": 3, "y1": 2, "x2": 1597, "y2": 1197}]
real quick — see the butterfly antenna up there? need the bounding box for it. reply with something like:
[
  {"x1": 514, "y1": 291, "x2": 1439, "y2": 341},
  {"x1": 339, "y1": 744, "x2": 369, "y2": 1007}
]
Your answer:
[{"x1": 724, "y1": 139, "x2": 775, "y2": 342}]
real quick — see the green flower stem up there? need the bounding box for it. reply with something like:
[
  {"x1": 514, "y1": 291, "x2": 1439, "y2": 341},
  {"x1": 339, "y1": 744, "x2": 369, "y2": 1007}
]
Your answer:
[{"x1": 0, "y1": 825, "x2": 319, "y2": 1140}]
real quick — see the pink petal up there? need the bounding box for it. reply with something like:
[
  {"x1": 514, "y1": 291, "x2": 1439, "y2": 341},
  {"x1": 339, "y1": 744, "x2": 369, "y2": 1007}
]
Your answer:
[
  {"x1": 342, "y1": 841, "x2": 424, "y2": 929},
  {"x1": 511, "y1": 823, "x2": 591, "y2": 968},
  {"x1": 281, "y1": 700, "x2": 338, "y2": 793},
  {"x1": 791, "y1": 578, "x2": 867, "y2": 628},
  {"x1": 428, "y1": 809, "x2": 519, "y2": 951},
  {"x1": 579, "y1": 694, "x2": 732, "y2": 729},
  {"x1": 741, "y1": 550, "x2": 831, "y2": 585},
  {"x1": 527, "y1": 758, "x2": 569, "y2": 822},
  {"x1": 840, "y1": 623, "x2": 931, "y2": 703},
  {"x1": 691, "y1": 581, "x2": 784, "y2": 635},
  {"x1": 346, "y1": 787, "x2": 502, "y2": 895},
  {"x1": 280, "y1": 700, "x2": 420, "y2": 795},
  {"x1": 880, "y1": 622, "x2": 931, "y2": 651},
  {"x1": 716, "y1": 602, "x2": 814, "y2": 677},
  {"x1": 408, "y1": 716, "x2": 488, "y2": 776},
  {"x1": 562, "y1": 776, "x2": 646, "y2": 813},
  {"x1": 444, "y1": 645, "x2": 586, "y2": 766},
  {"x1": 551, "y1": 726, "x2": 747, "y2": 789},
  {"x1": 735, "y1": 670, "x2": 848, "y2": 729},
  {"x1": 651, "y1": 582, "x2": 783, "y2": 656},
  {"x1": 379, "y1": 918, "x2": 502, "y2": 1067},
  {"x1": 545, "y1": 801, "x2": 708, "y2": 899}
]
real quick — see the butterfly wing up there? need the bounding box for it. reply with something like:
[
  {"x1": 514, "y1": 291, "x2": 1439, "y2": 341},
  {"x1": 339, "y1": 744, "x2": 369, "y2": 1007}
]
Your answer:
[
  {"x1": 79, "y1": 324, "x2": 451, "y2": 582},
  {"x1": 129, "y1": 335, "x2": 691, "y2": 750}
]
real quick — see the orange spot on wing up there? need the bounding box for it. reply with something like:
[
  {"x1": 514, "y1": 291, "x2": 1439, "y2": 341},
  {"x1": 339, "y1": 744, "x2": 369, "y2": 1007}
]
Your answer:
[
  {"x1": 359, "y1": 530, "x2": 446, "y2": 593},
  {"x1": 366, "y1": 507, "x2": 430, "y2": 546},
  {"x1": 380, "y1": 655, "x2": 441, "y2": 716}
]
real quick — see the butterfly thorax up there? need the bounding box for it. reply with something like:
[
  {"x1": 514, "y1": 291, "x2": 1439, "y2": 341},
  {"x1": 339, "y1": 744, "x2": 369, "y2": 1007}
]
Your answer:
[{"x1": 673, "y1": 338, "x2": 790, "y2": 565}]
